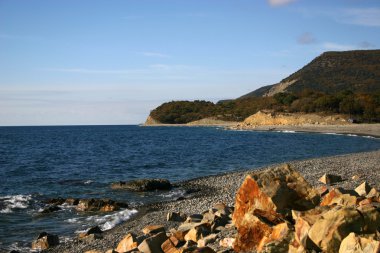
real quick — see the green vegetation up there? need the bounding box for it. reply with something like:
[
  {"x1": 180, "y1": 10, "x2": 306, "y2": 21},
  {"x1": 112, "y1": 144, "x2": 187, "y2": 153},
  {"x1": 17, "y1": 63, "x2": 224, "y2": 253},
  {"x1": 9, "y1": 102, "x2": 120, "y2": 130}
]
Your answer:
[{"x1": 149, "y1": 50, "x2": 380, "y2": 124}]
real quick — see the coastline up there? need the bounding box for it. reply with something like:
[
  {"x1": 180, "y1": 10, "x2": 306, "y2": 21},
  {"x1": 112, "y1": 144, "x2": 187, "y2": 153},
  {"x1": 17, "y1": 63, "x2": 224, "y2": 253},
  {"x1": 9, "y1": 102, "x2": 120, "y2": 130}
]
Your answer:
[{"x1": 47, "y1": 149, "x2": 380, "y2": 253}]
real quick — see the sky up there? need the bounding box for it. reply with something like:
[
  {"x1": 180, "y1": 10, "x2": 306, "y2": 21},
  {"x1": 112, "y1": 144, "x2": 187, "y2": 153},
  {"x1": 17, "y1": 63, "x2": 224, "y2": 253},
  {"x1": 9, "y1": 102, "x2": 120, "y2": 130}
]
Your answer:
[{"x1": 0, "y1": 0, "x2": 379, "y2": 126}]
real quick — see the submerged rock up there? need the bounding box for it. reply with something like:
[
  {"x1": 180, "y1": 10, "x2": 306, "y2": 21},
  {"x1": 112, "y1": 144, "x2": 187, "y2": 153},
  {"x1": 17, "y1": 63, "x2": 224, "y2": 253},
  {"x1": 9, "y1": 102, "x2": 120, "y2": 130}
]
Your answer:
[
  {"x1": 76, "y1": 198, "x2": 128, "y2": 212},
  {"x1": 111, "y1": 178, "x2": 172, "y2": 191}
]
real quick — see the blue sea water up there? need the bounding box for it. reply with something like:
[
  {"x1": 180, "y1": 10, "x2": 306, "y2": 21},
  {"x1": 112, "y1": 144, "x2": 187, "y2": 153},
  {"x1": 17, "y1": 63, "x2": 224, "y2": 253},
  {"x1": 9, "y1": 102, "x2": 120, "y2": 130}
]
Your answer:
[{"x1": 0, "y1": 125, "x2": 379, "y2": 251}]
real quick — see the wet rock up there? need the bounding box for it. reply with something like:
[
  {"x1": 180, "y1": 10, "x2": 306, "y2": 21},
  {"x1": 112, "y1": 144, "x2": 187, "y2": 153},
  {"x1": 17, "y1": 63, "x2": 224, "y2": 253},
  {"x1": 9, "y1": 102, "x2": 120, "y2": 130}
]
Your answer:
[
  {"x1": 142, "y1": 225, "x2": 166, "y2": 235},
  {"x1": 167, "y1": 212, "x2": 187, "y2": 222},
  {"x1": 76, "y1": 198, "x2": 128, "y2": 212},
  {"x1": 339, "y1": 232, "x2": 380, "y2": 253},
  {"x1": 318, "y1": 173, "x2": 342, "y2": 185},
  {"x1": 31, "y1": 232, "x2": 59, "y2": 250},
  {"x1": 111, "y1": 179, "x2": 172, "y2": 191},
  {"x1": 116, "y1": 233, "x2": 138, "y2": 253},
  {"x1": 78, "y1": 226, "x2": 102, "y2": 239},
  {"x1": 45, "y1": 198, "x2": 65, "y2": 205},
  {"x1": 355, "y1": 181, "x2": 371, "y2": 196},
  {"x1": 65, "y1": 198, "x2": 79, "y2": 205},
  {"x1": 138, "y1": 231, "x2": 168, "y2": 253},
  {"x1": 40, "y1": 204, "x2": 61, "y2": 213}
]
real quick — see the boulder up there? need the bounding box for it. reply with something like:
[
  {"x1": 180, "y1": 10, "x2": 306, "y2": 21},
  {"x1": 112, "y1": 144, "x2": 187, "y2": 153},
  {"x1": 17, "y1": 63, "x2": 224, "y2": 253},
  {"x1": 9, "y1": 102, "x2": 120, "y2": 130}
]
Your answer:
[
  {"x1": 111, "y1": 179, "x2": 172, "y2": 191},
  {"x1": 161, "y1": 238, "x2": 181, "y2": 253},
  {"x1": 138, "y1": 232, "x2": 168, "y2": 253},
  {"x1": 355, "y1": 182, "x2": 371, "y2": 196},
  {"x1": 219, "y1": 238, "x2": 235, "y2": 248},
  {"x1": 142, "y1": 225, "x2": 166, "y2": 235},
  {"x1": 257, "y1": 222, "x2": 294, "y2": 253},
  {"x1": 116, "y1": 233, "x2": 138, "y2": 253},
  {"x1": 78, "y1": 226, "x2": 102, "y2": 239},
  {"x1": 31, "y1": 232, "x2": 59, "y2": 250},
  {"x1": 184, "y1": 223, "x2": 211, "y2": 242},
  {"x1": 318, "y1": 173, "x2": 342, "y2": 185},
  {"x1": 367, "y1": 188, "x2": 379, "y2": 199},
  {"x1": 308, "y1": 206, "x2": 380, "y2": 252},
  {"x1": 339, "y1": 232, "x2": 380, "y2": 253},
  {"x1": 76, "y1": 198, "x2": 128, "y2": 212},
  {"x1": 320, "y1": 188, "x2": 357, "y2": 207},
  {"x1": 167, "y1": 212, "x2": 187, "y2": 222}
]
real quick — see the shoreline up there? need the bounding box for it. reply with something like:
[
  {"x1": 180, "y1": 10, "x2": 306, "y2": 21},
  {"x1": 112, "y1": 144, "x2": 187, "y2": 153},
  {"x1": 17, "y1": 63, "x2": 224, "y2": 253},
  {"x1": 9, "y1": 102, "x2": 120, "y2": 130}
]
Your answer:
[{"x1": 47, "y1": 149, "x2": 380, "y2": 253}]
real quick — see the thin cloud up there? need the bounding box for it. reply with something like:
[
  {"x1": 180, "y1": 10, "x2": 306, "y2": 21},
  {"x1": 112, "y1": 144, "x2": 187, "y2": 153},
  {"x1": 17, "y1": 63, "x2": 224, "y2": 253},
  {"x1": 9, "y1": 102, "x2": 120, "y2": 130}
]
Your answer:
[
  {"x1": 297, "y1": 32, "x2": 317, "y2": 45},
  {"x1": 139, "y1": 51, "x2": 170, "y2": 58},
  {"x1": 322, "y1": 42, "x2": 356, "y2": 51},
  {"x1": 268, "y1": 0, "x2": 297, "y2": 7},
  {"x1": 358, "y1": 41, "x2": 376, "y2": 49},
  {"x1": 339, "y1": 8, "x2": 380, "y2": 27}
]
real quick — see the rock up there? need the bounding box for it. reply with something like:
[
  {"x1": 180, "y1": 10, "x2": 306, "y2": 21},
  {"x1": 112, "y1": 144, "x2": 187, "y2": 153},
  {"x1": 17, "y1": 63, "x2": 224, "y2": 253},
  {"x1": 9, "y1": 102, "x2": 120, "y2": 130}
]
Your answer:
[
  {"x1": 219, "y1": 238, "x2": 235, "y2": 248},
  {"x1": 84, "y1": 250, "x2": 102, "y2": 253},
  {"x1": 80, "y1": 233, "x2": 102, "y2": 242},
  {"x1": 320, "y1": 188, "x2": 357, "y2": 207},
  {"x1": 167, "y1": 212, "x2": 187, "y2": 222},
  {"x1": 31, "y1": 232, "x2": 59, "y2": 250},
  {"x1": 352, "y1": 175, "x2": 360, "y2": 181},
  {"x1": 65, "y1": 198, "x2": 79, "y2": 205},
  {"x1": 355, "y1": 181, "x2": 371, "y2": 196},
  {"x1": 257, "y1": 222, "x2": 294, "y2": 253},
  {"x1": 138, "y1": 231, "x2": 168, "y2": 253},
  {"x1": 188, "y1": 247, "x2": 216, "y2": 253},
  {"x1": 76, "y1": 198, "x2": 128, "y2": 212},
  {"x1": 184, "y1": 223, "x2": 211, "y2": 242},
  {"x1": 308, "y1": 206, "x2": 380, "y2": 252},
  {"x1": 111, "y1": 179, "x2": 172, "y2": 191},
  {"x1": 161, "y1": 238, "x2": 180, "y2": 253},
  {"x1": 197, "y1": 234, "x2": 217, "y2": 247},
  {"x1": 142, "y1": 225, "x2": 166, "y2": 235},
  {"x1": 367, "y1": 188, "x2": 379, "y2": 199},
  {"x1": 186, "y1": 214, "x2": 203, "y2": 223},
  {"x1": 78, "y1": 226, "x2": 102, "y2": 239},
  {"x1": 45, "y1": 198, "x2": 65, "y2": 205},
  {"x1": 233, "y1": 164, "x2": 319, "y2": 228},
  {"x1": 116, "y1": 233, "x2": 138, "y2": 253},
  {"x1": 339, "y1": 232, "x2": 380, "y2": 253},
  {"x1": 40, "y1": 204, "x2": 61, "y2": 213},
  {"x1": 318, "y1": 173, "x2": 342, "y2": 185},
  {"x1": 316, "y1": 185, "x2": 329, "y2": 197}
]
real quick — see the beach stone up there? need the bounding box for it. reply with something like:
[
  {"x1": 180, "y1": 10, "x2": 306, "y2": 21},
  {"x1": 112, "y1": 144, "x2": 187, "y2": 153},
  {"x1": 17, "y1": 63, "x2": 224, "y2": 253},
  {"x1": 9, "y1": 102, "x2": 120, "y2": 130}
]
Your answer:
[
  {"x1": 184, "y1": 223, "x2": 211, "y2": 242},
  {"x1": 116, "y1": 233, "x2": 138, "y2": 253},
  {"x1": 161, "y1": 238, "x2": 180, "y2": 253},
  {"x1": 352, "y1": 175, "x2": 360, "y2": 181},
  {"x1": 308, "y1": 206, "x2": 380, "y2": 252},
  {"x1": 167, "y1": 212, "x2": 187, "y2": 222},
  {"x1": 65, "y1": 198, "x2": 79, "y2": 205},
  {"x1": 111, "y1": 179, "x2": 172, "y2": 191},
  {"x1": 197, "y1": 234, "x2": 217, "y2": 247},
  {"x1": 257, "y1": 222, "x2": 294, "y2": 253},
  {"x1": 320, "y1": 188, "x2": 357, "y2": 207},
  {"x1": 339, "y1": 232, "x2": 380, "y2": 253},
  {"x1": 78, "y1": 226, "x2": 102, "y2": 239},
  {"x1": 84, "y1": 250, "x2": 102, "y2": 253},
  {"x1": 138, "y1": 231, "x2": 168, "y2": 253},
  {"x1": 367, "y1": 188, "x2": 380, "y2": 199},
  {"x1": 355, "y1": 181, "x2": 371, "y2": 196},
  {"x1": 31, "y1": 232, "x2": 59, "y2": 250},
  {"x1": 189, "y1": 247, "x2": 216, "y2": 253},
  {"x1": 233, "y1": 164, "x2": 319, "y2": 228},
  {"x1": 142, "y1": 225, "x2": 166, "y2": 235},
  {"x1": 318, "y1": 173, "x2": 342, "y2": 185}
]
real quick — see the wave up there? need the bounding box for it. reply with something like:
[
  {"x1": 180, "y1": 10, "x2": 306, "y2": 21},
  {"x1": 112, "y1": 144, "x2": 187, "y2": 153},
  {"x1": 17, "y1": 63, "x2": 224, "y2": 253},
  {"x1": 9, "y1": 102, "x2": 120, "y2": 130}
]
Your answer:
[
  {"x1": 0, "y1": 194, "x2": 32, "y2": 214},
  {"x1": 158, "y1": 189, "x2": 186, "y2": 199},
  {"x1": 68, "y1": 208, "x2": 138, "y2": 233}
]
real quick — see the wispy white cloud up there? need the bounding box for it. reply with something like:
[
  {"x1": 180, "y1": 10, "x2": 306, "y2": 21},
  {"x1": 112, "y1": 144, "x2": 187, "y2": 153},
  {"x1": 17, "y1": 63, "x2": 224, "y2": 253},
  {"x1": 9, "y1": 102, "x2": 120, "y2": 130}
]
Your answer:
[
  {"x1": 338, "y1": 8, "x2": 380, "y2": 27},
  {"x1": 139, "y1": 51, "x2": 170, "y2": 58},
  {"x1": 358, "y1": 41, "x2": 376, "y2": 49},
  {"x1": 322, "y1": 42, "x2": 356, "y2": 51},
  {"x1": 268, "y1": 0, "x2": 297, "y2": 7},
  {"x1": 297, "y1": 32, "x2": 317, "y2": 45}
]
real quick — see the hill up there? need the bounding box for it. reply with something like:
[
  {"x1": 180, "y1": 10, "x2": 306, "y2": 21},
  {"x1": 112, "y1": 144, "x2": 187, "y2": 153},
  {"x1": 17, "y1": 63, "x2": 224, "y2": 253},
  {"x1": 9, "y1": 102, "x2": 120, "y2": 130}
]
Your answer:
[{"x1": 147, "y1": 50, "x2": 380, "y2": 124}]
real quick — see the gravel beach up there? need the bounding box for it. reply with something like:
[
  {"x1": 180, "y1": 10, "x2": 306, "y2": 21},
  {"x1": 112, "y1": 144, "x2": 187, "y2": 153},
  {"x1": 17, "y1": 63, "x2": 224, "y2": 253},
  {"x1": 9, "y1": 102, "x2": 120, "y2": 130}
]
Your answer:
[{"x1": 47, "y1": 148, "x2": 380, "y2": 253}]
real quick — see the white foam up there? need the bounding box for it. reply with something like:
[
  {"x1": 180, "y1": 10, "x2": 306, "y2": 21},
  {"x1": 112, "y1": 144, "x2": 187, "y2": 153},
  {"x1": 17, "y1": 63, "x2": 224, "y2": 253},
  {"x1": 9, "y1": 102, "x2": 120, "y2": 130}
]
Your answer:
[
  {"x1": 0, "y1": 194, "x2": 31, "y2": 213},
  {"x1": 84, "y1": 180, "x2": 93, "y2": 185},
  {"x1": 277, "y1": 130, "x2": 296, "y2": 133},
  {"x1": 158, "y1": 189, "x2": 186, "y2": 199},
  {"x1": 100, "y1": 209, "x2": 138, "y2": 231}
]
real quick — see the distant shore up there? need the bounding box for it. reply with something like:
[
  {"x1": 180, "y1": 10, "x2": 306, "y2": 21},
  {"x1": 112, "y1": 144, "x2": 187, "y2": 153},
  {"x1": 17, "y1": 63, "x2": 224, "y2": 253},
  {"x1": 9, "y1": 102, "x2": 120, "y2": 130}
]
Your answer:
[{"x1": 48, "y1": 149, "x2": 380, "y2": 253}]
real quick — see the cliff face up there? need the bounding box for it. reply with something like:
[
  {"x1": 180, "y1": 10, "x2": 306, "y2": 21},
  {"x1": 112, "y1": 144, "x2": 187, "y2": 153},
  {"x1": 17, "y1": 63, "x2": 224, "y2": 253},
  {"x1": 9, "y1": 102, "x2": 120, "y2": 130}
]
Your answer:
[
  {"x1": 144, "y1": 116, "x2": 163, "y2": 126},
  {"x1": 241, "y1": 111, "x2": 349, "y2": 126}
]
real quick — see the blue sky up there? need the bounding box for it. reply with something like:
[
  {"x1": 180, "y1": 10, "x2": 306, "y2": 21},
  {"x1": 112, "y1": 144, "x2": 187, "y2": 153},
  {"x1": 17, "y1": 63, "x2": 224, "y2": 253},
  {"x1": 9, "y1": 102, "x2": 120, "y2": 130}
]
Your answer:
[{"x1": 1, "y1": 0, "x2": 379, "y2": 125}]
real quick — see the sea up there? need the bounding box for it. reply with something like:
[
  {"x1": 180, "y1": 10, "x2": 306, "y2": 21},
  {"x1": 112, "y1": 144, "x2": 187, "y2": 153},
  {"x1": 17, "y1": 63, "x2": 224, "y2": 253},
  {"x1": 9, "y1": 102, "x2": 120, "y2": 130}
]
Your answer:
[{"x1": 0, "y1": 125, "x2": 379, "y2": 252}]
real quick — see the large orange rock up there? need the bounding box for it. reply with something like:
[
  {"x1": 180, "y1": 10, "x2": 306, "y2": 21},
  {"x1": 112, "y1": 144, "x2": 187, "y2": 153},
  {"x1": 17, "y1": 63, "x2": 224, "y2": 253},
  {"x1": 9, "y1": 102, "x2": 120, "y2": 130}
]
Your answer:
[{"x1": 233, "y1": 164, "x2": 319, "y2": 228}]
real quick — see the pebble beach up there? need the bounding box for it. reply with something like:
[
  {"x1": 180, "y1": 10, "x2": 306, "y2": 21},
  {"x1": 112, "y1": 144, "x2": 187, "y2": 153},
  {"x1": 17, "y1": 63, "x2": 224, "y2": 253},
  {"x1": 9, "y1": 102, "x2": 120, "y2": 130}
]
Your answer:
[{"x1": 47, "y1": 148, "x2": 380, "y2": 253}]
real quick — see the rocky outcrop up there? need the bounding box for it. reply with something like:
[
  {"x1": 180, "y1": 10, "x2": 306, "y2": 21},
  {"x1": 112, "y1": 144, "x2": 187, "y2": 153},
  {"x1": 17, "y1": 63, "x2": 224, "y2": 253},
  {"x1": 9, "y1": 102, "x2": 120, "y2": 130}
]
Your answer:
[
  {"x1": 239, "y1": 110, "x2": 349, "y2": 127},
  {"x1": 111, "y1": 179, "x2": 172, "y2": 191},
  {"x1": 144, "y1": 115, "x2": 163, "y2": 125},
  {"x1": 76, "y1": 198, "x2": 128, "y2": 212}
]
